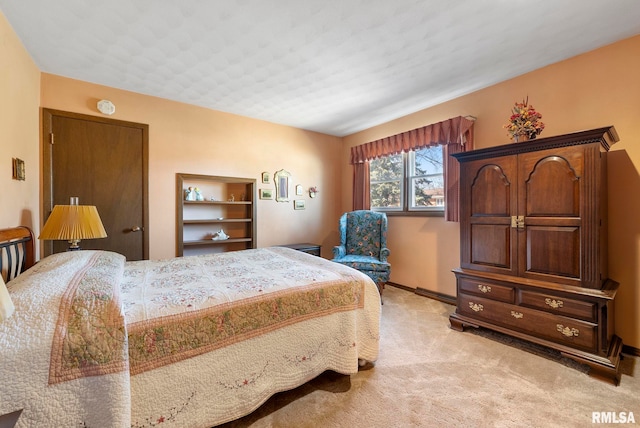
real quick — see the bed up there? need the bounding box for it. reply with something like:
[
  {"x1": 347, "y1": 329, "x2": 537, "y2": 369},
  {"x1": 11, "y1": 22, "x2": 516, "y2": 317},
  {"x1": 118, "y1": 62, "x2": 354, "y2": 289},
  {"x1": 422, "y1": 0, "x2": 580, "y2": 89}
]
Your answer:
[{"x1": 0, "y1": 226, "x2": 381, "y2": 427}]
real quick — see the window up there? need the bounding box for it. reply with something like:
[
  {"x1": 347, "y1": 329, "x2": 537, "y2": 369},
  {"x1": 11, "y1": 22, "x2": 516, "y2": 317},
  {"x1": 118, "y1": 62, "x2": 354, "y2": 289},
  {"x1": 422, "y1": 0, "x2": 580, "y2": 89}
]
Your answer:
[
  {"x1": 370, "y1": 153, "x2": 403, "y2": 210},
  {"x1": 370, "y1": 145, "x2": 444, "y2": 214}
]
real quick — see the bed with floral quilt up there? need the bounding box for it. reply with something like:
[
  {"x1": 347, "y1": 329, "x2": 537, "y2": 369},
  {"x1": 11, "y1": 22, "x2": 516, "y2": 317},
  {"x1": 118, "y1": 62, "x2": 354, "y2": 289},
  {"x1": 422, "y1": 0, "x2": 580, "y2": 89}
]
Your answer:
[{"x1": 0, "y1": 230, "x2": 380, "y2": 427}]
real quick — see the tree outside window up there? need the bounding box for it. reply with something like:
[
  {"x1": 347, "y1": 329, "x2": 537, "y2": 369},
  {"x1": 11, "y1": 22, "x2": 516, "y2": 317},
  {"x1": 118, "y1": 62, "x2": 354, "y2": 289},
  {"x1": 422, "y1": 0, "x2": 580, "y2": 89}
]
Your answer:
[
  {"x1": 370, "y1": 145, "x2": 444, "y2": 214},
  {"x1": 370, "y1": 153, "x2": 403, "y2": 210}
]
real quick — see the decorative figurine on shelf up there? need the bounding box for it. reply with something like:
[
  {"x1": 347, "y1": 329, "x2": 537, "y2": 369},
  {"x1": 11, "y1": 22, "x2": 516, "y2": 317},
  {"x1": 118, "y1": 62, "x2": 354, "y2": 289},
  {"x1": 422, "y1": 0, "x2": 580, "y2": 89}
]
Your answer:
[
  {"x1": 228, "y1": 194, "x2": 235, "y2": 202},
  {"x1": 194, "y1": 187, "x2": 204, "y2": 201},
  {"x1": 309, "y1": 186, "x2": 319, "y2": 198},
  {"x1": 185, "y1": 187, "x2": 196, "y2": 201},
  {"x1": 212, "y1": 229, "x2": 229, "y2": 241}
]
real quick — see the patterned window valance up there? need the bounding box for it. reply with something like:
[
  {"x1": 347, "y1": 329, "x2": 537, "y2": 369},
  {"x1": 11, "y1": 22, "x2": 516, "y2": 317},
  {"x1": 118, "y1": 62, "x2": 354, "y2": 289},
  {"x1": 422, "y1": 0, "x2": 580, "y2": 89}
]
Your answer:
[{"x1": 350, "y1": 116, "x2": 475, "y2": 164}]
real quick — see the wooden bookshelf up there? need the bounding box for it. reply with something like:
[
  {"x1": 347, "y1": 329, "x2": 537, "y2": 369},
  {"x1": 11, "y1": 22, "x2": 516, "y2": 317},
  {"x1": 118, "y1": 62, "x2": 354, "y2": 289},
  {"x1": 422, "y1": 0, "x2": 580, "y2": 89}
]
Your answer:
[{"x1": 176, "y1": 173, "x2": 256, "y2": 256}]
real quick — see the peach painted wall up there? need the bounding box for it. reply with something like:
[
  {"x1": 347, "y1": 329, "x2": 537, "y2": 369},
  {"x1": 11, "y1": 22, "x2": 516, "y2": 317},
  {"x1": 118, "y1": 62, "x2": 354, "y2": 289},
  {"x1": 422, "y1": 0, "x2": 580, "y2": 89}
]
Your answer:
[
  {"x1": 343, "y1": 35, "x2": 640, "y2": 348},
  {"x1": 39, "y1": 74, "x2": 343, "y2": 260},
  {"x1": 0, "y1": 12, "x2": 41, "y2": 240}
]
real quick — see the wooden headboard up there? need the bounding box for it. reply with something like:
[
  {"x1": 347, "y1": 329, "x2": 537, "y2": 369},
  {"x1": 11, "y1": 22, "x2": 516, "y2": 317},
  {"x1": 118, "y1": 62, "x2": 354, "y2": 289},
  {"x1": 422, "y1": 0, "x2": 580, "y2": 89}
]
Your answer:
[{"x1": 0, "y1": 226, "x2": 35, "y2": 282}]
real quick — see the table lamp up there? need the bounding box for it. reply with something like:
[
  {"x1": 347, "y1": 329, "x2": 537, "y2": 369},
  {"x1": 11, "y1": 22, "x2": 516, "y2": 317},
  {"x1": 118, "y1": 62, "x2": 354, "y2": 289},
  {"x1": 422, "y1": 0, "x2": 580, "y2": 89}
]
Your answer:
[{"x1": 39, "y1": 197, "x2": 107, "y2": 251}]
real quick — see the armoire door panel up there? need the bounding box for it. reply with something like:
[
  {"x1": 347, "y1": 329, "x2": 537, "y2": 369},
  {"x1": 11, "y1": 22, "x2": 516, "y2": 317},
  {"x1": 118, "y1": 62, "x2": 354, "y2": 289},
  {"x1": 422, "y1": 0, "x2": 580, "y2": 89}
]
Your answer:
[
  {"x1": 524, "y1": 155, "x2": 581, "y2": 217},
  {"x1": 462, "y1": 156, "x2": 518, "y2": 274},
  {"x1": 518, "y1": 146, "x2": 584, "y2": 282},
  {"x1": 470, "y1": 224, "x2": 512, "y2": 268},
  {"x1": 525, "y1": 226, "x2": 580, "y2": 279},
  {"x1": 470, "y1": 163, "x2": 513, "y2": 216}
]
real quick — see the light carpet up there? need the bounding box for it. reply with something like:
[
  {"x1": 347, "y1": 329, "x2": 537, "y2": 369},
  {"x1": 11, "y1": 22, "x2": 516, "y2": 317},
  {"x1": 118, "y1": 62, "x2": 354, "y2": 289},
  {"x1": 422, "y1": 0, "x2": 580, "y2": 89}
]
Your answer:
[{"x1": 220, "y1": 285, "x2": 638, "y2": 427}]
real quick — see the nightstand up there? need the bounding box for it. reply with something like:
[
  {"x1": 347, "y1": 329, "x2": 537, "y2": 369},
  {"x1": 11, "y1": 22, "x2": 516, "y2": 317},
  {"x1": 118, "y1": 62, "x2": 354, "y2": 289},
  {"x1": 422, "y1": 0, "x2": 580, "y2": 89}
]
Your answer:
[{"x1": 279, "y1": 243, "x2": 321, "y2": 257}]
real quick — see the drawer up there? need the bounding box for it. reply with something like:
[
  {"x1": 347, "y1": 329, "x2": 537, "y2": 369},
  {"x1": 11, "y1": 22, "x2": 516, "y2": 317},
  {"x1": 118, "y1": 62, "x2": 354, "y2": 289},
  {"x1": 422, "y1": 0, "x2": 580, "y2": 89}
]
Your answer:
[
  {"x1": 458, "y1": 294, "x2": 597, "y2": 352},
  {"x1": 519, "y1": 290, "x2": 596, "y2": 322},
  {"x1": 458, "y1": 277, "x2": 515, "y2": 303}
]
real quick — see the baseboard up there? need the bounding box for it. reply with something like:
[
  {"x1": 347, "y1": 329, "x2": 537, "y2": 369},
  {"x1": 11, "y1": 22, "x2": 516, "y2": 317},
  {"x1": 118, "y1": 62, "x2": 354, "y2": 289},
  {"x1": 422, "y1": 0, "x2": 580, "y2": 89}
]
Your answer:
[
  {"x1": 414, "y1": 287, "x2": 457, "y2": 306},
  {"x1": 622, "y1": 344, "x2": 640, "y2": 357},
  {"x1": 386, "y1": 282, "x2": 414, "y2": 293},
  {"x1": 387, "y1": 282, "x2": 456, "y2": 306}
]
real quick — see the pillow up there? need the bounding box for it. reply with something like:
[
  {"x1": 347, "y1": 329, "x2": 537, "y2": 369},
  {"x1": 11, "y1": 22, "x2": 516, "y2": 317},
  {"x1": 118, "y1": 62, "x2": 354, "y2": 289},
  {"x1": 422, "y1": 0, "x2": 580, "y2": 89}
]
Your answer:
[{"x1": 0, "y1": 275, "x2": 15, "y2": 321}]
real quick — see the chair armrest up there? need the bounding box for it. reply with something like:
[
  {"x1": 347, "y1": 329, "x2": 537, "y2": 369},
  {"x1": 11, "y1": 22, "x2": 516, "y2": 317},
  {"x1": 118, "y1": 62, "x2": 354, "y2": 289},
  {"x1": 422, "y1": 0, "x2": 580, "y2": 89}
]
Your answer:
[
  {"x1": 380, "y1": 247, "x2": 390, "y2": 263},
  {"x1": 332, "y1": 245, "x2": 346, "y2": 259}
]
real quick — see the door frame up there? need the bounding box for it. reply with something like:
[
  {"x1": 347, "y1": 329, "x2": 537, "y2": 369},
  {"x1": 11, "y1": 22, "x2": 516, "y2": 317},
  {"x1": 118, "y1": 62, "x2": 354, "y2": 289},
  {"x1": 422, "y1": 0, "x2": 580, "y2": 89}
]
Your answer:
[{"x1": 41, "y1": 108, "x2": 150, "y2": 259}]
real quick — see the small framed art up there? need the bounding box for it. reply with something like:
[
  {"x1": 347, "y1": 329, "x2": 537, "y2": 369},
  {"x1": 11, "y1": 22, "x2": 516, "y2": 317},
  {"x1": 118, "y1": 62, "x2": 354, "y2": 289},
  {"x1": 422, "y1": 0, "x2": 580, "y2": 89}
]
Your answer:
[
  {"x1": 260, "y1": 188, "x2": 273, "y2": 200},
  {"x1": 12, "y1": 158, "x2": 25, "y2": 181},
  {"x1": 295, "y1": 184, "x2": 303, "y2": 196},
  {"x1": 261, "y1": 171, "x2": 270, "y2": 184},
  {"x1": 294, "y1": 200, "x2": 305, "y2": 210}
]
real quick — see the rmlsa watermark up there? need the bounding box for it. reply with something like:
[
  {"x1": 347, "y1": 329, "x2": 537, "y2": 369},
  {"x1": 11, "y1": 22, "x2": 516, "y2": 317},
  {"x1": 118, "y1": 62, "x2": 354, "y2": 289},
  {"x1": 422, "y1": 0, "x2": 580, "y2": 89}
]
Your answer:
[{"x1": 592, "y1": 411, "x2": 636, "y2": 424}]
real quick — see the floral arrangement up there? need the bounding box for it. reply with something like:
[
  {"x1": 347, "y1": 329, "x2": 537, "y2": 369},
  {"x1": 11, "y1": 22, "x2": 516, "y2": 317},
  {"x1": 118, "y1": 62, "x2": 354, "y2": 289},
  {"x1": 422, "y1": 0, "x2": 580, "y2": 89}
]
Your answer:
[
  {"x1": 308, "y1": 186, "x2": 319, "y2": 197},
  {"x1": 503, "y1": 97, "x2": 545, "y2": 140}
]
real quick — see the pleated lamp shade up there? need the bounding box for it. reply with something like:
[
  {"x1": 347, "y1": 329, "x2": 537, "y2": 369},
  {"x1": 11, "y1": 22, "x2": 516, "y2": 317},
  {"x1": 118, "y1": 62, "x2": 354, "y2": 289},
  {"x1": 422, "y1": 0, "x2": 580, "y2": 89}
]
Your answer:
[
  {"x1": 39, "y1": 205, "x2": 108, "y2": 250},
  {"x1": 0, "y1": 275, "x2": 15, "y2": 322}
]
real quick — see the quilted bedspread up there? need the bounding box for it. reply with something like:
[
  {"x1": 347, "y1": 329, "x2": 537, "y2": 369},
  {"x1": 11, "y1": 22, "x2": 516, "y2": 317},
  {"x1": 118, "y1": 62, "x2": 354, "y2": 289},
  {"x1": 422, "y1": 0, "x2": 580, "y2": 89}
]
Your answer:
[
  {"x1": 0, "y1": 250, "x2": 131, "y2": 427},
  {"x1": 0, "y1": 247, "x2": 381, "y2": 427}
]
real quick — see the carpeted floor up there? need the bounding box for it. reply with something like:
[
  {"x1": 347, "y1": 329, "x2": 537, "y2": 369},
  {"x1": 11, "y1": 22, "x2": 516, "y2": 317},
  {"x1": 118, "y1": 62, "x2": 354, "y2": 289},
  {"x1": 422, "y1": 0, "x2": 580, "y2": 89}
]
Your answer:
[{"x1": 219, "y1": 285, "x2": 639, "y2": 427}]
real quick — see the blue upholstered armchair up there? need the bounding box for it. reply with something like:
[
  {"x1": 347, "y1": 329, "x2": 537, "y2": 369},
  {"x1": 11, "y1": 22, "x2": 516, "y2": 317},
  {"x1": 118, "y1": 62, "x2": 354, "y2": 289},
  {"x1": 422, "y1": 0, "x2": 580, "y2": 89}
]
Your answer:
[{"x1": 332, "y1": 210, "x2": 390, "y2": 293}]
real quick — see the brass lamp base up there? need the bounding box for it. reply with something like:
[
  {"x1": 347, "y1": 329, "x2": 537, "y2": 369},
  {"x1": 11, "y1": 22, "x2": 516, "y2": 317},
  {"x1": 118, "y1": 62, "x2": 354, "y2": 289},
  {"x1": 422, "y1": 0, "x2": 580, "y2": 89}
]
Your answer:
[{"x1": 67, "y1": 239, "x2": 81, "y2": 251}]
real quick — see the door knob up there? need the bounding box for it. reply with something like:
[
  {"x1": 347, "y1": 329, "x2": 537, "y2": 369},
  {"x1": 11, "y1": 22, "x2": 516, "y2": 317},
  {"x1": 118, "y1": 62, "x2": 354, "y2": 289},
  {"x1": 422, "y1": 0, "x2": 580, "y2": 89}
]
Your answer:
[{"x1": 130, "y1": 226, "x2": 143, "y2": 232}]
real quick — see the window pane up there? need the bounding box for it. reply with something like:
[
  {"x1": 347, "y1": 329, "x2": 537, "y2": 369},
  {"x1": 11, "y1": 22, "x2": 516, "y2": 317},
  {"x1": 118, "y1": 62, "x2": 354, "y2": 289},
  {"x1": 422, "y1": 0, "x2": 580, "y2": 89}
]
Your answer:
[
  {"x1": 410, "y1": 146, "x2": 444, "y2": 210},
  {"x1": 411, "y1": 146, "x2": 443, "y2": 175},
  {"x1": 411, "y1": 175, "x2": 444, "y2": 207},
  {"x1": 370, "y1": 154, "x2": 403, "y2": 181},
  {"x1": 370, "y1": 154, "x2": 403, "y2": 209},
  {"x1": 371, "y1": 180, "x2": 402, "y2": 209}
]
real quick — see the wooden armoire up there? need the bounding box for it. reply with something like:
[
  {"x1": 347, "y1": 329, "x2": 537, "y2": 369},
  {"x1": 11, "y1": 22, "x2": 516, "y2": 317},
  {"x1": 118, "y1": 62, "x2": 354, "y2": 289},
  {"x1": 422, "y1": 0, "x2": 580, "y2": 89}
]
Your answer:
[{"x1": 449, "y1": 127, "x2": 623, "y2": 385}]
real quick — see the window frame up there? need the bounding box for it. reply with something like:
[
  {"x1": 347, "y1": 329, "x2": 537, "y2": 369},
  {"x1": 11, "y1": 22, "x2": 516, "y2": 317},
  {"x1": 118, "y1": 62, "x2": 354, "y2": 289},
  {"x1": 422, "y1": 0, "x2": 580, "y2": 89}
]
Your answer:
[{"x1": 370, "y1": 146, "x2": 445, "y2": 217}]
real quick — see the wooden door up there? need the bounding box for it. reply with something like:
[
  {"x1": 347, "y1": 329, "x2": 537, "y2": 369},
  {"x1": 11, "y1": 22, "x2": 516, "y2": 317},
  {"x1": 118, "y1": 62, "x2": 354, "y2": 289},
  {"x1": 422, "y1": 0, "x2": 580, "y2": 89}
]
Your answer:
[
  {"x1": 517, "y1": 145, "x2": 585, "y2": 287},
  {"x1": 42, "y1": 109, "x2": 149, "y2": 260},
  {"x1": 460, "y1": 154, "x2": 518, "y2": 276}
]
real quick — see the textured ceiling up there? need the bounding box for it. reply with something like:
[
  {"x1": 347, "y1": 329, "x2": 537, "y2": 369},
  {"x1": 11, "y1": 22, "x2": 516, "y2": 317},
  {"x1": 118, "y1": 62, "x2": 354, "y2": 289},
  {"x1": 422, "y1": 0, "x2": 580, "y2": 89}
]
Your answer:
[{"x1": 2, "y1": 1, "x2": 640, "y2": 136}]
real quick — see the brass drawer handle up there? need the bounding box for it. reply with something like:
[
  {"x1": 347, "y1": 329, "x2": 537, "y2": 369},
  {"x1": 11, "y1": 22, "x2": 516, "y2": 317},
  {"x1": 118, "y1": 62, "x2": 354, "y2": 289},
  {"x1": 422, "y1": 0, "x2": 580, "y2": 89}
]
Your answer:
[
  {"x1": 468, "y1": 302, "x2": 484, "y2": 312},
  {"x1": 556, "y1": 324, "x2": 579, "y2": 338},
  {"x1": 510, "y1": 311, "x2": 523, "y2": 319},
  {"x1": 477, "y1": 284, "x2": 492, "y2": 293},
  {"x1": 545, "y1": 298, "x2": 564, "y2": 309}
]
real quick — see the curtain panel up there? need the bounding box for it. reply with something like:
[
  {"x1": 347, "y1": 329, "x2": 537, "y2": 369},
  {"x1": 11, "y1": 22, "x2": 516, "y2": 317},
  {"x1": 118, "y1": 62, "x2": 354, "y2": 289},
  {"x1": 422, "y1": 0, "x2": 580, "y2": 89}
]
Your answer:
[
  {"x1": 352, "y1": 161, "x2": 370, "y2": 211},
  {"x1": 350, "y1": 116, "x2": 475, "y2": 221}
]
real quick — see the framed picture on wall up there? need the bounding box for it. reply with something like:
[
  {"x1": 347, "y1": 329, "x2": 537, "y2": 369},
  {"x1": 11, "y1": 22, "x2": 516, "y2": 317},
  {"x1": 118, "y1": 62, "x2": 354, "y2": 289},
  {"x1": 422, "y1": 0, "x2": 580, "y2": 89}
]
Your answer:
[
  {"x1": 260, "y1": 188, "x2": 273, "y2": 199},
  {"x1": 261, "y1": 172, "x2": 270, "y2": 184},
  {"x1": 12, "y1": 158, "x2": 25, "y2": 181},
  {"x1": 295, "y1": 184, "x2": 303, "y2": 196},
  {"x1": 294, "y1": 200, "x2": 305, "y2": 210}
]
